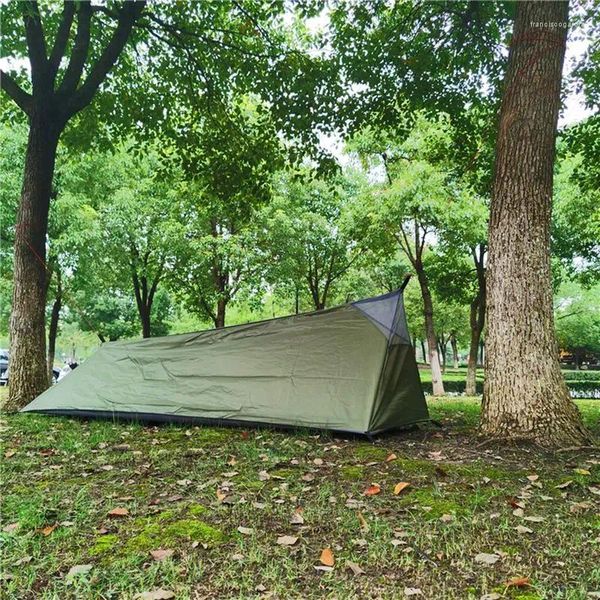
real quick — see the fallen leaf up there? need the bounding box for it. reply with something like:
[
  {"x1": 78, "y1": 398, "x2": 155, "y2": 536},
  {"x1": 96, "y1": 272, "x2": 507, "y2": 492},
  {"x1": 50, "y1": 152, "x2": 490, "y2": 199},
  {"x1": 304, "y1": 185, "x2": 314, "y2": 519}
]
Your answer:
[
  {"x1": 4, "y1": 449, "x2": 16, "y2": 459},
  {"x1": 314, "y1": 565, "x2": 334, "y2": 572},
  {"x1": 216, "y1": 489, "x2": 227, "y2": 502},
  {"x1": 480, "y1": 594, "x2": 502, "y2": 600},
  {"x1": 515, "y1": 525, "x2": 533, "y2": 534},
  {"x1": 150, "y1": 549, "x2": 174, "y2": 561},
  {"x1": 574, "y1": 468, "x2": 591, "y2": 476},
  {"x1": 526, "y1": 474, "x2": 539, "y2": 482},
  {"x1": 364, "y1": 483, "x2": 381, "y2": 496},
  {"x1": 319, "y1": 547, "x2": 335, "y2": 566},
  {"x1": 13, "y1": 555, "x2": 32, "y2": 566},
  {"x1": 301, "y1": 473, "x2": 315, "y2": 482},
  {"x1": 276, "y1": 535, "x2": 298, "y2": 546},
  {"x1": 512, "y1": 508, "x2": 524, "y2": 518},
  {"x1": 231, "y1": 553, "x2": 245, "y2": 561},
  {"x1": 290, "y1": 510, "x2": 304, "y2": 525},
  {"x1": 385, "y1": 453, "x2": 397, "y2": 462},
  {"x1": 107, "y1": 507, "x2": 129, "y2": 517},
  {"x1": 475, "y1": 552, "x2": 500, "y2": 565},
  {"x1": 258, "y1": 470, "x2": 270, "y2": 481},
  {"x1": 2, "y1": 523, "x2": 19, "y2": 533},
  {"x1": 255, "y1": 584, "x2": 267, "y2": 592},
  {"x1": 313, "y1": 458, "x2": 324, "y2": 466},
  {"x1": 134, "y1": 591, "x2": 176, "y2": 600},
  {"x1": 570, "y1": 501, "x2": 592, "y2": 513},
  {"x1": 404, "y1": 588, "x2": 423, "y2": 597},
  {"x1": 393, "y1": 482, "x2": 410, "y2": 495},
  {"x1": 166, "y1": 495, "x2": 182, "y2": 503},
  {"x1": 505, "y1": 576, "x2": 531, "y2": 588},
  {"x1": 357, "y1": 511, "x2": 369, "y2": 531},
  {"x1": 439, "y1": 514, "x2": 455, "y2": 523},
  {"x1": 41, "y1": 524, "x2": 57, "y2": 536},
  {"x1": 523, "y1": 516, "x2": 544, "y2": 523},
  {"x1": 555, "y1": 480, "x2": 573, "y2": 489},
  {"x1": 237, "y1": 526, "x2": 253, "y2": 535},
  {"x1": 65, "y1": 564, "x2": 93, "y2": 580},
  {"x1": 346, "y1": 560, "x2": 365, "y2": 575},
  {"x1": 176, "y1": 478, "x2": 192, "y2": 486}
]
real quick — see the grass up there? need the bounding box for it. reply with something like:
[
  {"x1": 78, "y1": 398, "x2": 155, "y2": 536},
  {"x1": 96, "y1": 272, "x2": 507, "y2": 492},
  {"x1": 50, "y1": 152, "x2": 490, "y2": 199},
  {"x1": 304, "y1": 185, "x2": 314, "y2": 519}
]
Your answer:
[{"x1": 1, "y1": 391, "x2": 599, "y2": 599}]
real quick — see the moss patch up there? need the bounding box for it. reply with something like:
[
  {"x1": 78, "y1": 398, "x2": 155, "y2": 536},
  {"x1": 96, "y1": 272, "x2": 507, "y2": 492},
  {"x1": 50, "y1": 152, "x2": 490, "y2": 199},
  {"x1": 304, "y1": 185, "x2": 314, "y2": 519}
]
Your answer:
[
  {"x1": 340, "y1": 465, "x2": 366, "y2": 481},
  {"x1": 188, "y1": 504, "x2": 207, "y2": 517},
  {"x1": 125, "y1": 518, "x2": 226, "y2": 553},
  {"x1": 353, "y1": 445, "x2": 389, "y2": 462},
  {"x1": 89, "y1": 534, "x2": 119, "y2": 556}
]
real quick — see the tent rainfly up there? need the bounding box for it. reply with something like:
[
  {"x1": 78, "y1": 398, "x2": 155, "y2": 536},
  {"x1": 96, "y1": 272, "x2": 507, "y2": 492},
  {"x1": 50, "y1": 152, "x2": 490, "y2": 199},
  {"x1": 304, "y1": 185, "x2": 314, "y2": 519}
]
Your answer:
[{"x1": 22, "y1": 285, "x2": 428, "y2": 435}]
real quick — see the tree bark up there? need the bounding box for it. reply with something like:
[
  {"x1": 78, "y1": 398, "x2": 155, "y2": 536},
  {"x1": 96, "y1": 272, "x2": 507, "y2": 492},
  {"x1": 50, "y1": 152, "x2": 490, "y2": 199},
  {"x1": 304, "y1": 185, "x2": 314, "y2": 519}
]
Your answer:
[
  {"x1": 420, "y1": 340, "x2": 427, "y2": 364},
  {"x1": 47, "y1": 269, "x2": 62, "y2": 384},
  {"x1": 466, "y1": 244, "x2": 486, "y2": 395},
  {"x1": 215, "y1": 298, "x2": 227, "y2": 328},
  {"x1": 416, "y1": 267, "x2": 445, "y2": 396},
  {"x1": 5, "y1": 118, "x2": 61, "y2": 411},
  {"x1": 481, "y1": 0, "x2": 589, "y2": 446},
  {"x1": 450, "y1": 333, "x2": 459, "y2": 370}
]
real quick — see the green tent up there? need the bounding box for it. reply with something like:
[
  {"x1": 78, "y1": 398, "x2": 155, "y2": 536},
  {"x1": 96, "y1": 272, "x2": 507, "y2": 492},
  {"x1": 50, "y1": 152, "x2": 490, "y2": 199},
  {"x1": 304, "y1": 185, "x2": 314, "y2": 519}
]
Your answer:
[{"x1": 22, "y1": 286, "x2": 428, "y2": 434}]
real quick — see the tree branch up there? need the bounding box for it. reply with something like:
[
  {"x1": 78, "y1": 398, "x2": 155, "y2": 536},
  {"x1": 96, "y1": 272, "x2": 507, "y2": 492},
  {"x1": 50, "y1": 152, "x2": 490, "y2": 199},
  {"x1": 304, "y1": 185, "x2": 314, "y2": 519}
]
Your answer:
[
  {"x1": 0, "y1": 70, "x2": 33, "y2": 113},
  {"x1": 57, "y1": 1, "x2": 92, "y2": 96},
  {"x1": 67, "y1": 1, "x2": 146, "y2": 117},
  {"x1": 21, "y1": 1, "x2": 49, "y2": 90},
  {"x1": 48, "y1": 1, "x2": 75, "y2": 82}
]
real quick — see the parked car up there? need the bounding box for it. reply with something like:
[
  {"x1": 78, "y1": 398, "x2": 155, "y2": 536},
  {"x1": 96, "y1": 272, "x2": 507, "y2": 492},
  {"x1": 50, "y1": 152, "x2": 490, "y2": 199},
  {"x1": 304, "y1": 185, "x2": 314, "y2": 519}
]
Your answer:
[
  {"x1": 0, "y1": 349, "x2": 9, "y2": 385},
  {"x1": 0, "y1": 351, "x2": 61, "y2": 386}
]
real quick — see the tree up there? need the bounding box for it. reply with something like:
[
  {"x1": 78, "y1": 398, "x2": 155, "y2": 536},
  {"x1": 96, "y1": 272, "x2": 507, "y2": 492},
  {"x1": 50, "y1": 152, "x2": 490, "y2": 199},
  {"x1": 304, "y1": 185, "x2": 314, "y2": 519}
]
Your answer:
[
  {"x1": 1, "y1": 0, "x2": 144, "y2": 409},
  {"x1": 1, "y1": 0, "x2": 328, "y2": 409},
  {"x1": 555, "y1": 281, "x2": 600, "y2": 369},
  {"x1": 263, "y1": 172, "x2": 368, "y2": 311},
  {"x1": 480, "y1": 1, "x2": 590, "y2": 446},
  {"x1": 171, "y1": 100, "x2": 283, "y2": 328}
]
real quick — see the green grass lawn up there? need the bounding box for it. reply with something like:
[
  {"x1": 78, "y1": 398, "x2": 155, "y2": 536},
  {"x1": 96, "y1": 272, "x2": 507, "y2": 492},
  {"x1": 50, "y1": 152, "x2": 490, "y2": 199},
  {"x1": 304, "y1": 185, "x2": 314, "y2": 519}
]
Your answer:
[{"x1": 1, "y1": 393, "x2": 599, "y2": 599}]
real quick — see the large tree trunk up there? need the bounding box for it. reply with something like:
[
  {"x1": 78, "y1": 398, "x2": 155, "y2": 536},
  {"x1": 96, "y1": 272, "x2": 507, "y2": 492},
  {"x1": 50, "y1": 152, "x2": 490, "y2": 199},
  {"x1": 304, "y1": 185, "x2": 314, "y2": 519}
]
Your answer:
[
  {"x1": 5, "y1": 119, "x2": 61, "y2": 411},
  {"x1": 416, "y1": 268, "x2": 445, "y2": 396},
  {"x1": 140, "y1": 306, "x2": 151, "y2": 338},
  {"x1": 47, "y1": 270, "x2": 62, "y2": 384},
  {"x1": 481, "y1": 0, "x2": 589, "y2": 447},
  {"x1": 215, "y1": 298, "x2": 226, "y2": 328}
]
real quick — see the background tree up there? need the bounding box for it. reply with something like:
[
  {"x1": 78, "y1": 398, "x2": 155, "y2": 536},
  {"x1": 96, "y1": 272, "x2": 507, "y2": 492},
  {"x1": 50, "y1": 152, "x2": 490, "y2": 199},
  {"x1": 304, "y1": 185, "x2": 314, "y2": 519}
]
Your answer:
[
  {"x1": 481, "y1": 1, "x2": 589, "y2": 447},
  {"x1": 1, "y1": 0, "x2": 328, "y2": 409},
  {"x1": 171, "y1": 100, "x2": 283, "y2": 328},
  {"x1": 263, "y1": 172, "x2": 368, "y2": 312}
]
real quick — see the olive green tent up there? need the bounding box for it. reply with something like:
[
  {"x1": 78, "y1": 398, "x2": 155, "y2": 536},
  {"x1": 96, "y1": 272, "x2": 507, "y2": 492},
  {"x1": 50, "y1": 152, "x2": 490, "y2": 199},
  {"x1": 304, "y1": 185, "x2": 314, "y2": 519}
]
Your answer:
[{"x1": 22, "y1": 286, "x2": 428, "y2": 434}]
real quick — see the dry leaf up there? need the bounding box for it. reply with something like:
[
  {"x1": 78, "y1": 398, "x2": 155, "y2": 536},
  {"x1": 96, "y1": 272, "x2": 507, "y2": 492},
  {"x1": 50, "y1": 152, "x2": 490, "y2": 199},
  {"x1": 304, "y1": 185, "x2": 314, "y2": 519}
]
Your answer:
[
  {"x1": 523, "y1": 516, "x2": 544, "y2": 523},
  {"x1": 364, "y1": 483, "x2": 381, "y2": 496},
  {"x1": 357, "y1": 511, "x2": 369, "y2": 531},
  {"x1": 313, "y1": 458, "x2": 324, "y2": 466},
  {"x1": 65, "y1": 564, "x2": 93, "y2": 580},
  {"x1": 4, "y1": 449, "x2": 16, "y2": 459},
  {"x1": 314, "y1": 565, "x2": 334, "y2": 572},
  {"x1": 512, "y1": 508, "x2": 524, "y2": 518},
  {"x1": 515, "y1": 525, "x2": 533, "y2": 534},
  {"x1": 276, "y1": 535, "x2": 298, "y2": 546},
  {"x1": 41, "y1": 524, "x2": 57, "y2": 536},
  {"x1": 504, "y1": 576, "x2": 530, "y2": 588},
  {"x1": 346, "y1": 560, "x2": 365, "y2": 575},
  {"x1": 150, "y1": 549, "x2": 174, "y2": 561},
  {"x1": 301, "y1": 473, "x2": 315, "y2": 482},
  {"x1": 393, "y1": 482, "x2": 410, "y2": 495},
  {"x1": 574, "y1": 468, "x2": 591, "y2": 476},
  {"x1": 404, "y1": 588, "x2": 423, "y2": 597},
  {"x1": 385, "y1": 453, "x2": 397, "y2": 462},
  {"x1": 526, "y1": 474, "x2": 539, "y2": 482},
  {"x1": 555, "y1": 480, "x2": 573, "y2": 489},
  {"x1": 216, "y1": 489, "x2": 227, "y2": 502},
  {"x1": 258, "y1": 470, "x2": 270, "y2": 481},
  {"x1": 107, "y1": 507, "x2": 129, "y2": 517},
  {"x1": 475, "y1": 552, "x2": 500, "y2": 565},
  {"x1": 237, "y1": 526, "x2": 253, "y2": 535},
  {"x1": 319, "y1": 548, "x2": 335, "y2": 566},
  {"x1": 134, "y1": 591, "x2": 176, "y2": 600},
  {"x1": 290, "y1": 510, "x2": 304, "y2": 525},
  {"x1": 439, "y1": 514, "x2": 455, "y2": 523},
  {"x1": 3, "y1": 523, "x2": 19, "y2": 533}
]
